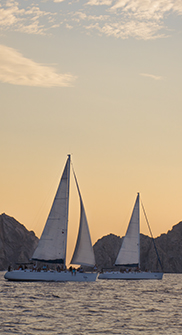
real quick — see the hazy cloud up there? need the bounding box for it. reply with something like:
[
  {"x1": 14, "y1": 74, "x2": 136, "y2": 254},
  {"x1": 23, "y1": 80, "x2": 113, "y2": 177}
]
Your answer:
[
  {"x1": 0, "y1": 44, "x2": 76, "y2": 87},
  {"x1": 140, "y1": 73, "x2": 164, "y2": 81}
]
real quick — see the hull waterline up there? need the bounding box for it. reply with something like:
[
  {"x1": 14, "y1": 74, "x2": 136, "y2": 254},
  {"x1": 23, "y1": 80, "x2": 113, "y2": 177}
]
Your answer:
[
  {"x1": 98, "y1": 271, "x2": 163, "y2": 280},
  {"x1": 4, "y1": 270, "x2": 98, "y2": 282}
]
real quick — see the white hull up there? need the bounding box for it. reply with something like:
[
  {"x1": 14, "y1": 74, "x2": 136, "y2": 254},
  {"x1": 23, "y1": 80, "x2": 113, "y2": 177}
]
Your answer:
[
  {"x1": 4, "y1": 270, "x2": 98, "y2": 282},
  {"x1": 98, "y1": 271, "x2": 163, "y2": 280}
]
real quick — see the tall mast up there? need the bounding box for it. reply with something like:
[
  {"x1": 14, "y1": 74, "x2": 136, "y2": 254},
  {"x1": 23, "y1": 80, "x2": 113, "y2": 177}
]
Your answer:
[
  {"x1": 138, "y1": 193, "x2": 140, "y2": 268},
  {"x1": 64, "y1": 154, "x2": 71, "y2": 265}
]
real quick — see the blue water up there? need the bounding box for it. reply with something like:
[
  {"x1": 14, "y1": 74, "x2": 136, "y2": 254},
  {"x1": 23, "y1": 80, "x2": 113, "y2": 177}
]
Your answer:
[{"x1": 0, "y1": 272, "x2": 182, "y2": 334}]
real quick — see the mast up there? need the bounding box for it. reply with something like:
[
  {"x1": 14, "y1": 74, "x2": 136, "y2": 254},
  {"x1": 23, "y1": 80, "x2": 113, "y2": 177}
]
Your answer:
[
  {"x1": 138, "y1": 193, "x2": 140, "y2": 268},
  {"x1": 64, "y1": 154, "x2": 71, "y2": 265}
]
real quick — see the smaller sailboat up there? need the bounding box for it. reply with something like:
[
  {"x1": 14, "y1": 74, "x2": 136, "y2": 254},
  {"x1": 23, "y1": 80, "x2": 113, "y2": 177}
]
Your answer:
[
  {"x1": 5, "y1": 155, "x2": 97, "y2": 282},
  {"x1": 98, "y1": 193, "x2": 163, "y2": 280}
]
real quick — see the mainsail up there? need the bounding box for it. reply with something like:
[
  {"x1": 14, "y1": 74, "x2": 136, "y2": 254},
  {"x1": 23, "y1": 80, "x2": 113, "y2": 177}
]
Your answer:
[
  {"x1": 32, "y1": 155, "x2": 70, "y2": 264},
  {"x1": 115, "y1": 193, "x2": 140, "y2": 267},
  {"x1": 70, "y1": 169, "x2": 95, "y2": 267}
]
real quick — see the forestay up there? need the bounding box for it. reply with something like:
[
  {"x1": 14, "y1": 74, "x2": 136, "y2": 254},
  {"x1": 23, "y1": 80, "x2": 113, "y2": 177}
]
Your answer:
[
  {"x1": 70, "y1": 170, "x2": 95, "y2": 267},
  {"x1": 115, "y1": 193, "x2": 140, "y2": 267},
  {"x1": 32, "y1": 155, "x2": 70, "y2": 264}
]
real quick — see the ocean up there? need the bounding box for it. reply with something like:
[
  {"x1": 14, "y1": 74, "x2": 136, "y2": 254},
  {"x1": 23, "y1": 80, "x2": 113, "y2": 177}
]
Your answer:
[{"x1": 0, "y1": 272, "x2": 182, "y2": 334}]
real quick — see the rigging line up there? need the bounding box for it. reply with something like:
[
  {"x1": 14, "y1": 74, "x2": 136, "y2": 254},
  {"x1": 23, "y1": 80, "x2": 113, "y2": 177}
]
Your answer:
[
  {"x1": 70, "y1": 158, "x2": 83, "y2": 202},
  {"x1": 141, "y1": 200, "x2": 163, "y2": 272}
]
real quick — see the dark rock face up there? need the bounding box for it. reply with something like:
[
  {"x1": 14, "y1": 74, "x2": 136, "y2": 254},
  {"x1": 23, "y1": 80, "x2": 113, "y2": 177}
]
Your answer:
[
  {"x1": 93, "y1": 221, "x2": 182, "y2": 273},
  {"x1": 0, "y1": 213, "x2": 38, "y2": 271},
  {"x1": 93, "y1": 234, "x2": 122, "y2": 270}
]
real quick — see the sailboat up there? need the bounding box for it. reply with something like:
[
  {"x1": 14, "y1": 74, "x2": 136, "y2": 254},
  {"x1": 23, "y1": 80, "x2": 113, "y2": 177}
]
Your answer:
[
  {"x1": 98, "y1": 193, "x2": 163, "y2": 280},
  {"x1": 4, "y1": 155, "x2": 98, "y2": 282}
]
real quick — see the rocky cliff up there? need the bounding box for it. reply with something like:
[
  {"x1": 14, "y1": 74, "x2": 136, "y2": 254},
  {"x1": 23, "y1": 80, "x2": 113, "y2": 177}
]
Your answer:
[
  {"x1": 93, "y1": 221, "x2": 182, "y2": 273},
  {"x1": 0, "y1": 213, "x2": 38, "y2": 270}
]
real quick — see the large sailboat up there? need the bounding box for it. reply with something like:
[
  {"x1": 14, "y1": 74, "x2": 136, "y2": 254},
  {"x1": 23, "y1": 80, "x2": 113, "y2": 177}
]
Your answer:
[
  {"x1": 98, "y1": 193, "x2": 163, "y2": 280},
  {"x1": 5, "y1": 155, "x2": 97, "y2": 282}
]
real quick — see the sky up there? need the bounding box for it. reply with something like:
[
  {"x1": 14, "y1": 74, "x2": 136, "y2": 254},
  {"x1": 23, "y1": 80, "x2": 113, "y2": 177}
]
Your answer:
[{"x1": 1, "y1": 0, "x2": 182, "y2": 263}]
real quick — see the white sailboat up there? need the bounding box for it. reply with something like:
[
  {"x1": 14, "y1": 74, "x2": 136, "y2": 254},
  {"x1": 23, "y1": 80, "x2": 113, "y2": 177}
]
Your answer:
[
  {"x1": 98, "y1": 193, "x2": 163, "y2": 280},
  {"x1": 5, "y1": 155, "x2": 97, "y2": 282}
]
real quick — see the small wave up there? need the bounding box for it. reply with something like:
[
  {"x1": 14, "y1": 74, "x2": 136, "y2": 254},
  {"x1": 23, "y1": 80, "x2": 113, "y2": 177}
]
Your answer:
[
  {"x1": 146, "y1": 308, "x2": 159, "y2": 312},
  {"x1": 52, "y1": 294, "x2": 60, "y2": 298}
]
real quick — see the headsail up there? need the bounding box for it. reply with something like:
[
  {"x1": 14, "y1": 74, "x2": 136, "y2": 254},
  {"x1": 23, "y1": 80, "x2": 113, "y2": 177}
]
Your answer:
[
  {"x1": 115, "y1": 193, "x2": 140, "y2": 267},
  {"x1": 70, "y1": 169, "x2": 95, "y2": 267},
  {"x1": 32, "y1": 155, "x2": 70, "y2": 264}
]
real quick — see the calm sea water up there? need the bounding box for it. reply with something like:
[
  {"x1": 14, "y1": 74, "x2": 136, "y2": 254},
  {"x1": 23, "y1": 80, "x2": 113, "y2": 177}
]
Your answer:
[{"x1": 0, "y1": 272, "x2": 182, "y2": 334}]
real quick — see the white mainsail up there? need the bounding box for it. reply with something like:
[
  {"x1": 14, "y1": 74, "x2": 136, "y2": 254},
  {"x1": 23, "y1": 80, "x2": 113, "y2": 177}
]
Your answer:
[
  {"x1": 70, "y1": 170, "x2": 95, "y2": 267},
  {"x1": 115, "y1": 193, "x2": 140, "y2": 267},
  {"x1": 32, "y1": 155, "x2": 70, "y2": 264}
]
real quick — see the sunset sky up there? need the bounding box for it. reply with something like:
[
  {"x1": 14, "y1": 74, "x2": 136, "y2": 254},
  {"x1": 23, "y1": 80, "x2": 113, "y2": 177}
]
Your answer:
[{"x1": 1, "y1": 0, "x2": 182, "y2": 263}]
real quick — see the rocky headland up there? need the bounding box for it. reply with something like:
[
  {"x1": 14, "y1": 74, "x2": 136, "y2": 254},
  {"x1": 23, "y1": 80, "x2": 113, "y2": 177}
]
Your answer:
[
  {"x1": 0, "y1": 213, "x2": 38, "y2": 270},
  {"x1": 1, "y1": 213, "x2": 182, "y2": 272}
]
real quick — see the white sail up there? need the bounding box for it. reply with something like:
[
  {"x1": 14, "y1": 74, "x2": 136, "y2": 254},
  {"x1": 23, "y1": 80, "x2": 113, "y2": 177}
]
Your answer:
[
  {"x1": 32, "y1": 155, "x2": 70, "y2": 264},
  {"x1": 70, "y1": 170, "x2": 95, "y2": 267},
  {"x1": 115, "y1": 193, "x2": 140, "y2": 267}
]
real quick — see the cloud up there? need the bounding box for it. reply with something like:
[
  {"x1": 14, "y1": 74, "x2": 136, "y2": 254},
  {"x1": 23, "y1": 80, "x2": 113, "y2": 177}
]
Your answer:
[
  {"x1": 0, "y1": 0, "x2": 56, "y2": 35},
  {"x1": 59, "y1": 0, "x2": 182, "y2": 40},
  {"x1": 140, "y1": 73, "x2": 164, "y2": 81},
  {"x1": 87, "y1": 0, "x2": 182, "y2": 18},
  {"x1": 1, "y1": 0, "x2": 182, "y2": 39},
  {"x1": 0, "y1": 44, "x2": 76, "y2": 87},
  {"x1": 85, "y1": 19, "x2": 166, "y2": 40},
  {"x1": 86, "y1": 0, "x2": 112, "y2": 5},
  {"x1": 83, "y1": 0, "x2": 182, "y2": 39}
]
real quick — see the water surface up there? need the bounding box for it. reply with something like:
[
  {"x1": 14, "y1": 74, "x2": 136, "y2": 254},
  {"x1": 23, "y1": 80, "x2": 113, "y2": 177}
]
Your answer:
[{"x1": 0, "y1": 273, "x2": 181, "y2": 334}]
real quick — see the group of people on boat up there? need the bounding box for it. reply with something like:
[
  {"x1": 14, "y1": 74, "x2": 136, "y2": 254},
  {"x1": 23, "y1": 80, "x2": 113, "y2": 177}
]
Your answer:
[
  {"x1": 68, "y1": 266, "x2": 85, "y2": 275},
  {"x1": 7, "y1": 262, "x2": 98, "y2": 275}
]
